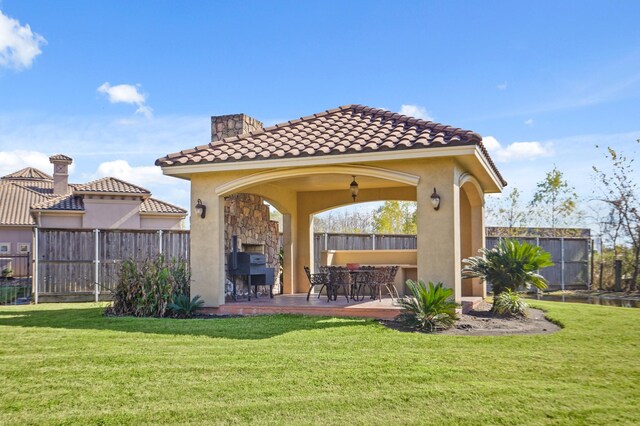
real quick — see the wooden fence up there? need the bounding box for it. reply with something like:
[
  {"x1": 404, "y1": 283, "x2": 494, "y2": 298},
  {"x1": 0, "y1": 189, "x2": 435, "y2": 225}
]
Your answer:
[{"x1": 35, "y1": 228, "x2": 189, "y2": 302}]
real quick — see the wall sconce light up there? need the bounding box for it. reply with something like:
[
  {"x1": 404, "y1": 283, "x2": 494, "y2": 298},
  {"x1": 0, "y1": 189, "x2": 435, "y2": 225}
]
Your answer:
[
  {"x1": 194, "y1": 198, "x2": 206, "y2": 219},
  {"x1": 350, "y1": 175, "x2": 359, "y2": 202},
  {"x1": 430, "y1": 188, "x2": 441, "y2": 211}
]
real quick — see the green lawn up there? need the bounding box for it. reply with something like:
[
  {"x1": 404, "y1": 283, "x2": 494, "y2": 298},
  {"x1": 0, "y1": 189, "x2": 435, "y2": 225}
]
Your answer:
[{"x1": 0, "y1": 302, "x2": 639, "y2": 425}]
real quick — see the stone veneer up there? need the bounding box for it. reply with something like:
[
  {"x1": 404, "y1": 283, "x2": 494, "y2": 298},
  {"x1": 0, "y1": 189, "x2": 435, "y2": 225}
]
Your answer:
[
  {"x1": 211, "y1": 114, "x2": 264, "y2": 142},
  {"x1": 224, "y1": 193, "x2": 280, "y2": 299},
  {"x1": 210, "y1": 113, "x2": 278, "y2": 299}
]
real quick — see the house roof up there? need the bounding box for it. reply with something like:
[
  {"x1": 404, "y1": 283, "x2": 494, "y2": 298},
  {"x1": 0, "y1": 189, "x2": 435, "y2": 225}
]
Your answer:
[
  {"x1": 74, "y1": 177, "x2": 151, "y2": 195},
  {"x1": 156, "y1": 104, "x2": 506, "y2": 186},
  {"x1": 0, "y1": 183, "x2": 49, "y2": 225},
  {"x1": 140, "y1": 198, "x2": 187, "y2": 214},
  {"x1": 0, "y1": 168, "x2": 184, "y2": 226},
  {"x1": 31, "y1": 193, "x2": 84, "y2": 211},
  {"x1": 2, "y1": 167, "x2": 53, "y2": 181}
]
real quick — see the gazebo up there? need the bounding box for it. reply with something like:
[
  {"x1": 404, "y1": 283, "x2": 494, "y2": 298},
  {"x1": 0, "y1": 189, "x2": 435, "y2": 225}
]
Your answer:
[{"x1": 156, "y1": 105, "x2": 506, "y2": 307}]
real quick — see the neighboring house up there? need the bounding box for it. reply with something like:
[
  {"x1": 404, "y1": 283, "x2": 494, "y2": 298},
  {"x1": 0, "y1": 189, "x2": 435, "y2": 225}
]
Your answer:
[{"x1": 0, "y1": 154, "x2": 187, "y2": 262}]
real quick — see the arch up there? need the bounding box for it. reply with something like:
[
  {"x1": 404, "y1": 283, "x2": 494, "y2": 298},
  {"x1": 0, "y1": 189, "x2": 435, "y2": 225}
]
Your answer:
[
  {"x1": 215, "y1": 164, "x2": 420, "y2": 197},
  {"x1": 459, "y1": 172, "x2": 484, "y2": 207}
]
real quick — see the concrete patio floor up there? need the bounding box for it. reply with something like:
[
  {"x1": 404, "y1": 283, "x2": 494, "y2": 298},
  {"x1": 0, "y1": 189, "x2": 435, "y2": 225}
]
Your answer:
[{"x1": 200, "y1": 293, "x2": 483, "y2": 320}]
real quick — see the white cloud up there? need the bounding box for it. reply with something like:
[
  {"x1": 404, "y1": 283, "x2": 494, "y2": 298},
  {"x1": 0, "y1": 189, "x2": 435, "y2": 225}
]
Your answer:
[
  {"x1": 0, "y1": 10, "x2": 46, "y2": 70},
  {"x1": 0, "y1": 150, "x2": 75, "y2": 176},
  {"x1": 482, "y1": 136, "x2": 553, "y2": 162},
  {"x1": 524, "y1": 118, "x2": 534, "y2": 126},
  {"x1": 94, "y1": 159, "x2": 173, "y2": 187},
  {"x1": 97, "y1": 82, "x2": 153, "y2": 118},
  {"x1": 399, "y1": 104, "x2": 433, "y2": 121},
  {"x1": 497, "y1": 82, "x2": 508, "y2": 90}
]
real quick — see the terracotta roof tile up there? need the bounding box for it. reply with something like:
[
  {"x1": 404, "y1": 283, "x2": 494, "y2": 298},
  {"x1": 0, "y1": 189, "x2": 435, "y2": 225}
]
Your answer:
[
  {"x1": 49, "y1": 154, "x2": 73, "y2": 162},
  {"x1": 74, "y1": 177, "x2": 151, "y2": 195},
  {"x1": 0, "y1": 183, "x2": 48, "y2": 225},
  {"x1": 140, "y1": 198, "x2": 187, "y2": 214},
  {"x1": 156, "y1": 104, "x2": 506, "y2": 186},
  {"x1": 1, "y1": 167, "x2": 53, "y2": 181},
  {"x1": 31, "y1": 193, "x2": 84, "y2": 211}
]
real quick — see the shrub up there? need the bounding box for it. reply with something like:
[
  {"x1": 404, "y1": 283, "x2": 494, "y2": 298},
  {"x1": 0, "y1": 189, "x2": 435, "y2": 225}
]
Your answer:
[
  {"x1": 397, "y1": 280, "x2": 458, "y2": 332},
  {"x1": 1, "y1": 267, "x2": 13, "y2": 279},
  {"x1": 493, "y1": 289, "x2": 529, "y2": 317},
  {"x1": 105, "y1": 255, "x2": 191, "y2": 318},
  {"x1": 168, "y1": 295, "x2": 204, "y2": 318},
  {"x1": 462, "y1": 239, "x2": 554, "y2": 297}
]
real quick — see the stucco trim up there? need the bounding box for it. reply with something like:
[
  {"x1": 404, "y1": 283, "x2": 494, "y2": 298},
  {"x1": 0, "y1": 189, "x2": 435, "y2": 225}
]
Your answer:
[
  {"x1": 214, "y1": 165, "x2": 421, "y2": 197},
  {"x1": 473, "y1": 150, "x2": 505, "y2": 192},
  {"x1": 459, "y1": 172, "x2": 485, "y2": 207},
  {"x1": 162, "y1": 145, "x2": 479, "y2": 176}
]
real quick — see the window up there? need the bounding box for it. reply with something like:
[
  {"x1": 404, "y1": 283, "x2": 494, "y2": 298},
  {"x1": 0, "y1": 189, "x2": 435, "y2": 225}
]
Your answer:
[
  {"x1": 17, "y1": 243, "x2": 30, "y2": 254},
  {"x1": 0, "y1": 243, "x2": 10, "y2": 254}
]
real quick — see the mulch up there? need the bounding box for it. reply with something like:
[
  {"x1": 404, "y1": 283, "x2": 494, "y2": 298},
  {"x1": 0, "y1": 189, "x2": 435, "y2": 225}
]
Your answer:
[{"x1": 382, "y1": 301, "x2": 561, "y2": 336}]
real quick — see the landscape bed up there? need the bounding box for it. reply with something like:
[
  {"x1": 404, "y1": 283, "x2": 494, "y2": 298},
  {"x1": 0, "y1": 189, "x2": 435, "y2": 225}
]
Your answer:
[{"x1": 0, "y1": 302, "x2": 639, "y2": 425}]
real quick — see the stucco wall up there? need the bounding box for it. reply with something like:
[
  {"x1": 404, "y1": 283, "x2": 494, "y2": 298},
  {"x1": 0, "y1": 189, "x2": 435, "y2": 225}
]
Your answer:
[
  {"x1": 82, "y1": 197, "x2": 141, "y2": 229},
  {"x1": 140, "y1": 216, "x2": 184, "y2": 230},
  {"x1": 39, "y1": 214, "x2": 83, "y2": 228},
  {"x1": 0, "y1": 227, "x2": 33, "y2": 254},
  {"x1": 0, "y1": 226, "x2": 32, "y2": 276}
]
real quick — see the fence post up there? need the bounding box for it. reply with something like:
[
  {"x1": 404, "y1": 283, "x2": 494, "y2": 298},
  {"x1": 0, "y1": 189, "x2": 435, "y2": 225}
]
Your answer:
[
  {"x1": 94, "y1": 229, "x2": 100, "y2": 303},
  {"x1": 158, "y1": 230, "x2": 164, "y2": 256},
  {"x1": 372, "y1": 234, "x2": 376, "y2": 250},
  {"x1": 589, "y1": 238, "x2": 595, "y2": 290},
  {"x1": 560, "y1": 237, "x2": 565, "y2": 291},
  {"x1": 614, "y1": 255, "x2": 622, "y2": 291},
  {"x1": 324, "y1": 233, "x2": 328, "y2": 251},
  {"x1": 34, "y1": 228, "x2": 39, "y2": 304}
]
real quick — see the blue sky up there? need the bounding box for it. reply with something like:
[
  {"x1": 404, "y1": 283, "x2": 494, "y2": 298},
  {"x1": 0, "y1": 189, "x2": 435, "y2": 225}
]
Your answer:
[{"x1": 1, "y1": 1, "x2": 639, "y2": 224}]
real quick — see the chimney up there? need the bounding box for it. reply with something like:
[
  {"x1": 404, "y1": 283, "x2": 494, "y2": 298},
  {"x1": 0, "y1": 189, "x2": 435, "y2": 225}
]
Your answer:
[
  {"x1": 49, "y1": 154, "x2": 73, "y2": 194},
  {"x1": 211, "y1": 114, "x2": 264, "y2": 142}
]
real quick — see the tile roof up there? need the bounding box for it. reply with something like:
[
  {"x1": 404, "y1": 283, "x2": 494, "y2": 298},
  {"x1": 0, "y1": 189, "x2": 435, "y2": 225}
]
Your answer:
[
  {"x1": 49, "y1": 154, "x2": 73, "y2": 162},
  {"x1": 74, "y1": 177, "x2": 151, "y2": 195},
  {"x1": 31, "y1": 193, "x2": 84, "y2": 211},
  {"x1": 140, "y1": 198, "x2": 187, "y2": 214},
  {"x1": 1, "y1": 167, "x2": 53, "y2": 181},
  {"x1": 156, "y1": 104, "x2": 506, "y2": 186},
  {"x1": 0, "y1": 183, "x2": 49, "y2": 225}
]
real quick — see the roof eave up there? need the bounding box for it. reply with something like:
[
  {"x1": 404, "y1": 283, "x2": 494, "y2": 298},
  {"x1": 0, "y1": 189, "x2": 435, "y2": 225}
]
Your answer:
[{"x1": 160, "y1": 145, "x2": 481, "y2": 177}]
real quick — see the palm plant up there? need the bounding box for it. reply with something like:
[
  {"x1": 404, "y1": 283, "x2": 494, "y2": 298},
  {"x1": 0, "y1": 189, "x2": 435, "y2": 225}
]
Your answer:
[
  {"x1": 493, "y1": 289, "x2": 529, "y2": 317},
  {"x1": 397, "y1": 280, "x2": 458, "y2": 332},
  {"x1": 168, "y1": 295, "x2": 204, "y2": 319},
  {"x1": 462, "y1": 239, "x2": 554, "y2": 298}
]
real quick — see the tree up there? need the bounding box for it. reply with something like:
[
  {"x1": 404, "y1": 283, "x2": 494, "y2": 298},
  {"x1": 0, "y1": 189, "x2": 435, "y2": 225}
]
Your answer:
[
  {"x1": 593, "y1": 141, "x2": 640, "y2": 291},
  {"x1": 485, "y1": 187, "x2": 527, "y2": 232},
  {"x1": 372, "y1": 201, "x2": 416, "y2": 234},
  {"x1": 530, "y1": 166, "x2": 579, "y2": 232}
]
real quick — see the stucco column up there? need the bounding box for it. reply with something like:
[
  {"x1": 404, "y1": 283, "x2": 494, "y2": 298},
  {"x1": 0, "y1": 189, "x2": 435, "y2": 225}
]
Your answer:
[
  {"x1": 282, "y1": 213, "x2": 296, "y2": 294},
  {"x1": 295, "y1": 199, "x2": 313, "y2": 294},
  {"x1": 416, "y1": 161, "x2": 462, "y2": 303},
  {"x1": 470, "y1": 202, "x2": 486, "y2": 297},
  {"x1": 190, "y1": 178, "x2": 226, "y2": 307}
]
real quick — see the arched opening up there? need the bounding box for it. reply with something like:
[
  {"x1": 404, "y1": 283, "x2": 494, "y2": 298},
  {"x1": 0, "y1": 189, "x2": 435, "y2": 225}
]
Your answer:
[{"x1": 460, "y1": 174, "x2": 485, "y2": 297}]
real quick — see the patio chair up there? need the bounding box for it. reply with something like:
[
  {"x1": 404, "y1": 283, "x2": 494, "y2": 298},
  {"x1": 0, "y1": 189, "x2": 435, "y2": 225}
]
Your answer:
[
  {"x1": 384, "y1": 266, "x2": 400, "y2": 301},
  {"x1": 326, "y1": 266, "x2": 351, "y2": 302},
  {"x1": 352, "y1": 265, "x2": 376, "y2": 301},
  {"x1": 304, "y1": 266, "x2": 328, "y2": 301}
]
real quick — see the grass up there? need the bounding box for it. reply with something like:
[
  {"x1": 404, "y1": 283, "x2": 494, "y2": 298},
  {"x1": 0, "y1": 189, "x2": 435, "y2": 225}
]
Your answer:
[{"x1": 0, "y1": 302, "x2": 639, "y2": 425}]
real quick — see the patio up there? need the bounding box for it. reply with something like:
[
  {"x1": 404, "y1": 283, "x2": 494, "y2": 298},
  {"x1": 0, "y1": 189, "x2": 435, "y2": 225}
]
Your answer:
[{"x1": 201, "y1": 293, "x2": 484, "y2": 319}]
